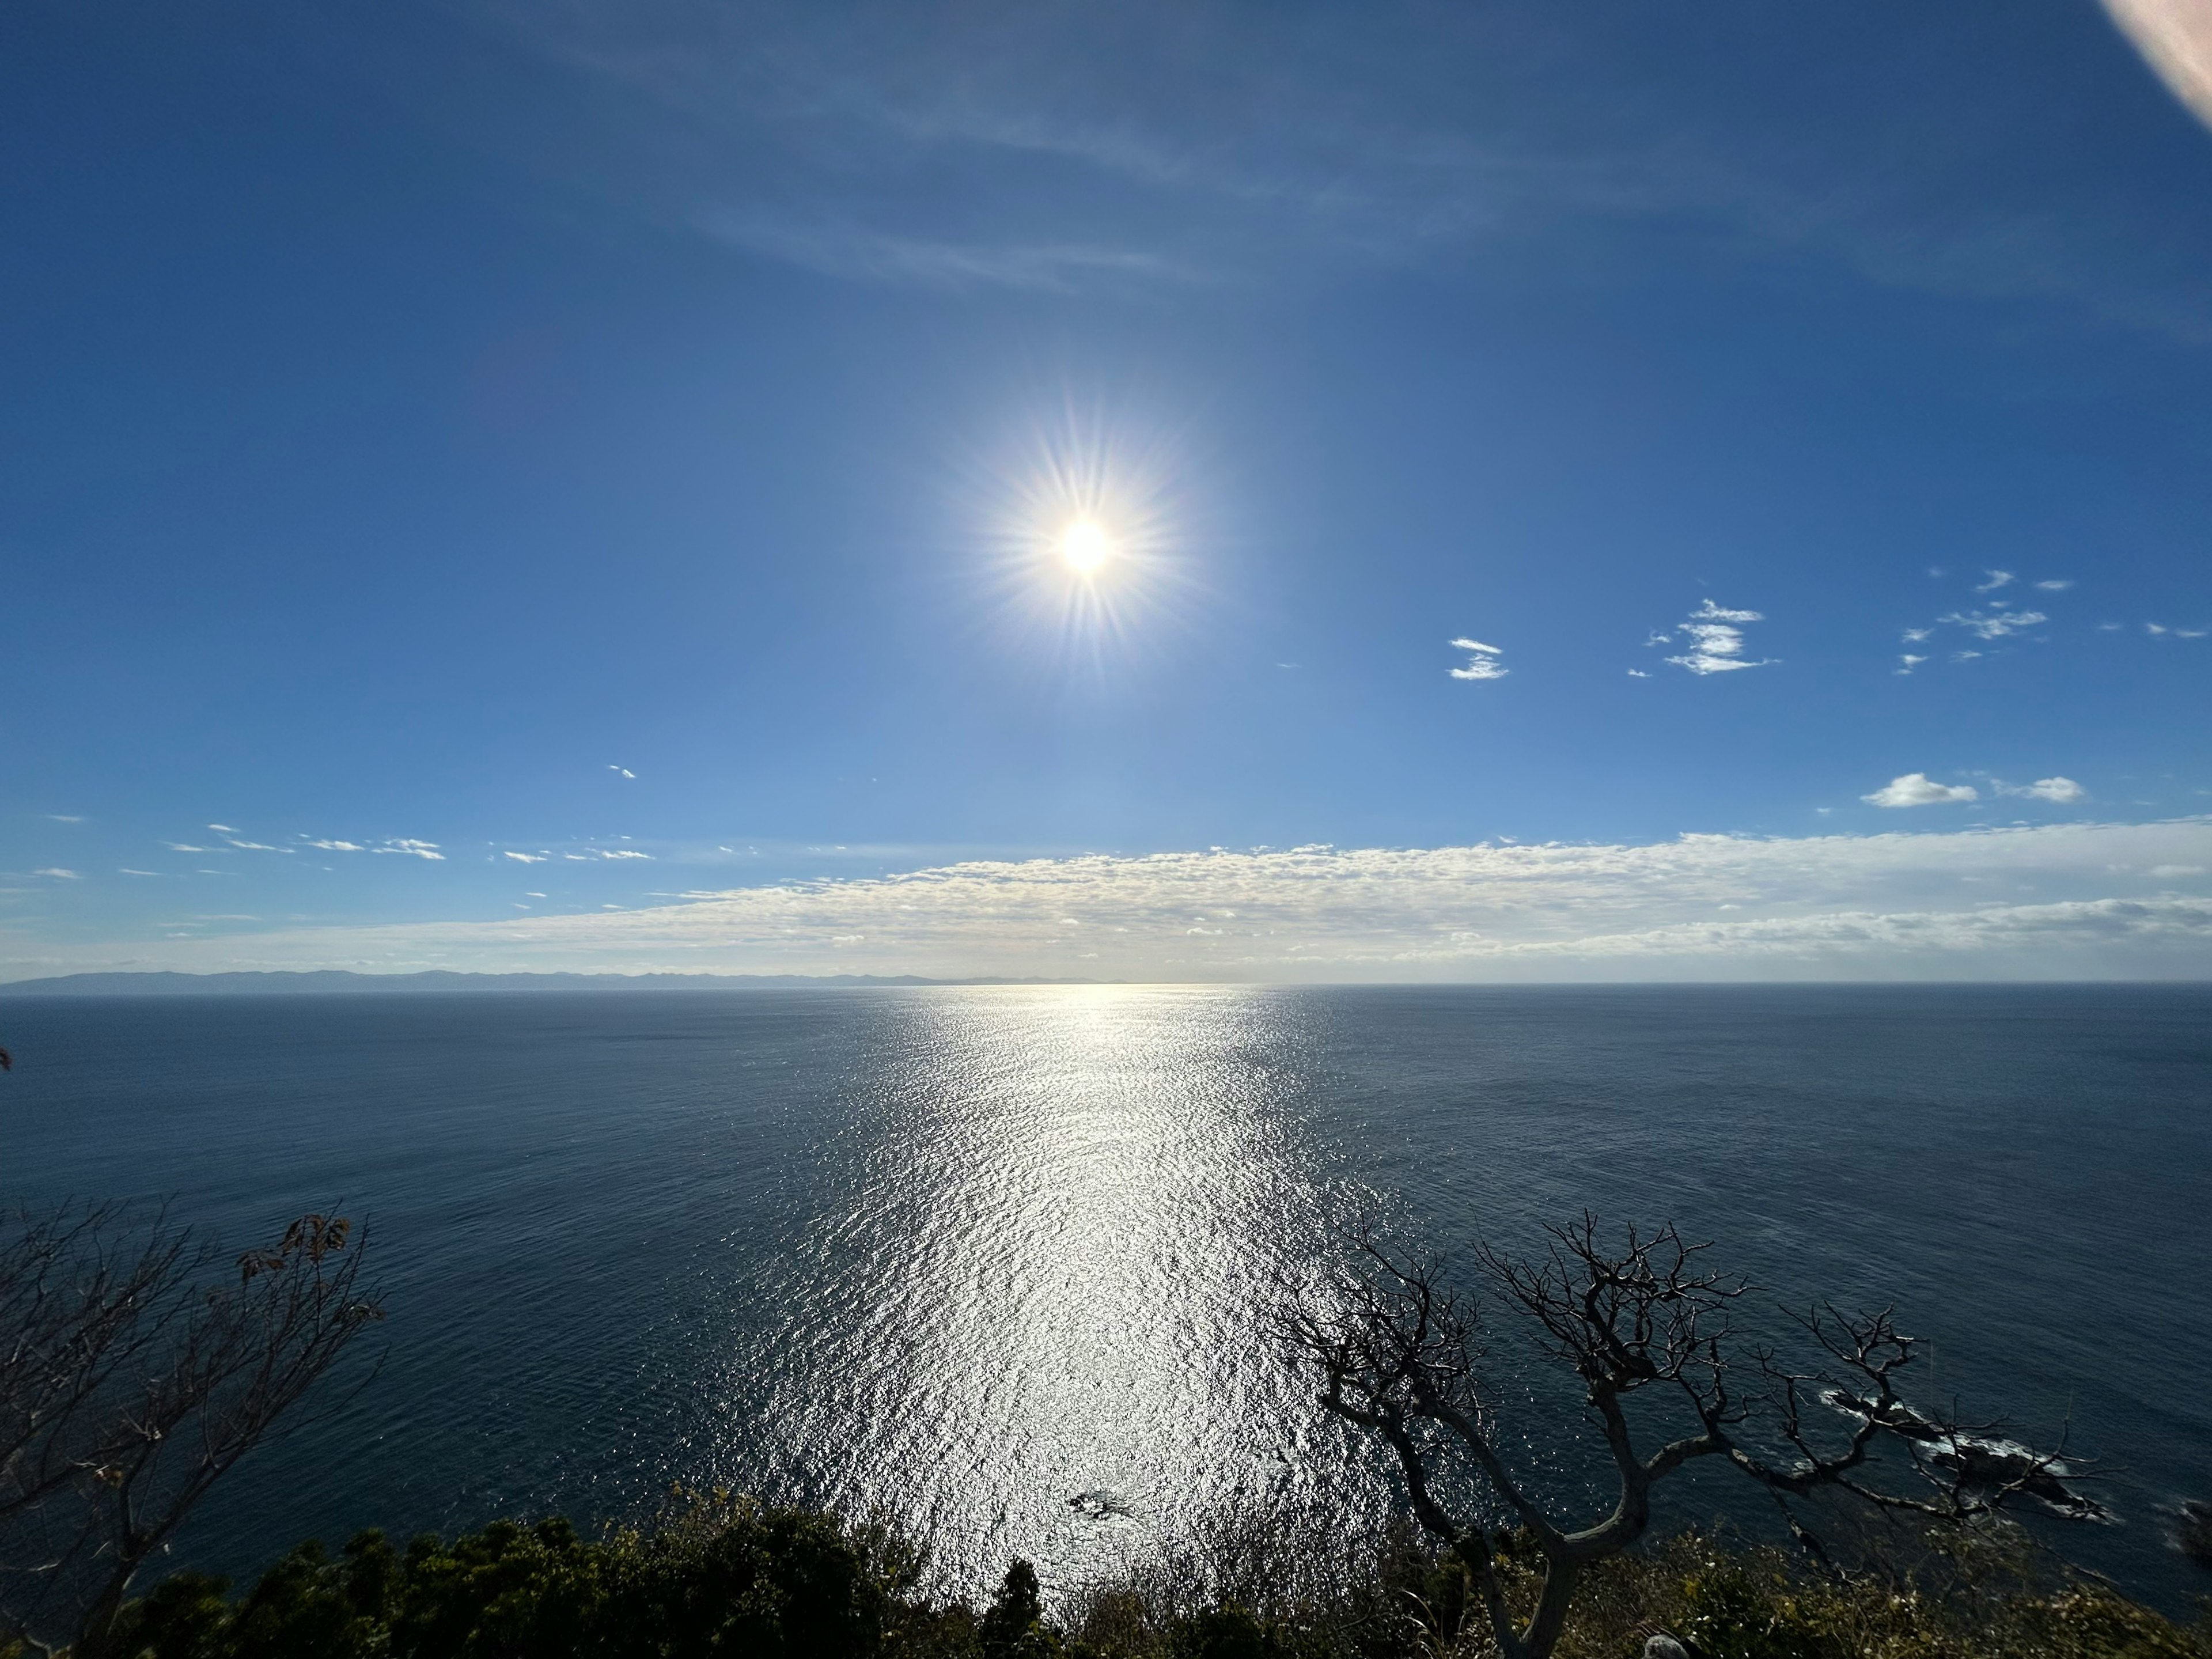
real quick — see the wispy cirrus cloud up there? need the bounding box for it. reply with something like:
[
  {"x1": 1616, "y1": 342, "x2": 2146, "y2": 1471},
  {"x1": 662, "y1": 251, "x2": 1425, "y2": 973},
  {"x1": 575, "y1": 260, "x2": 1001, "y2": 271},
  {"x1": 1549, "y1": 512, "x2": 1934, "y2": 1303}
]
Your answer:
[
  {"x1": 25, "y1": 819, "x2": 2211, "y2": 983},
  {"x1": 1653, "y1": 600, "x2": 1773, "y2": 676},
  {"x1": 1901, "y1": 570, "x2": 2075, "y2": 669},
  {"x1": 479, "y1": 0, "x2": 2212, "y2": 340},
  {"x1": 696, "y1": 214, "x2": 1189, "y2": 293},
  {"x1": 374, "y1": 839, "x2": 445, "y2": 861},
  {"x1": 1940, "y1": 607, "x2": 2048, "y2": 641},
  {"x1": 1446, "y1": 637, "x2": 1508, "y2": 681}
]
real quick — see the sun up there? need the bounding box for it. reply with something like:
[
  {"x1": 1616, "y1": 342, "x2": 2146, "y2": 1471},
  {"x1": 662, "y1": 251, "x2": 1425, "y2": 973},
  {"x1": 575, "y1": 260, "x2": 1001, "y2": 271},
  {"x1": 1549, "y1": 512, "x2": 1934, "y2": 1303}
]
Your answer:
[
  {"x1": 1060, "y1": 520, "x2": 1111, "y2": 574},
  {"x1": 962, "y1": 394, "x2": 1195, "y2": 663}
]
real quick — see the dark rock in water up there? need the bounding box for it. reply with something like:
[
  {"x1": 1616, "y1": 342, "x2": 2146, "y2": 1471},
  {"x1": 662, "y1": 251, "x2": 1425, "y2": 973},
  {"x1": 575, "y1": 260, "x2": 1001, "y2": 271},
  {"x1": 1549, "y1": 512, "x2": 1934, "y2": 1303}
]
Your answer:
[
  {"x1": 1925, "y1": 1441, "x2": 2108, "y2": 1521},
  {"x1": 1067, "y1": 1490, "x2": 1134, "y2": 1520},
  {"x1": 2177, "y1": 1501, "x2": 2212, "y2": 1567},
  {"x1": 1824, "y1": 1391, "x2": 2110, "y2": 1522}
]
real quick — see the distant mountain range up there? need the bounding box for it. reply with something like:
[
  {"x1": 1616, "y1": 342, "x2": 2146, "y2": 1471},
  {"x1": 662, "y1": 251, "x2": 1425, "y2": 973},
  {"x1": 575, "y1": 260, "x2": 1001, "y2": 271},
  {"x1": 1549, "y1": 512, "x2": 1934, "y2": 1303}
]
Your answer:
[{"x1": 0, "y1": 970, "x2": 1104, "y2": 996}]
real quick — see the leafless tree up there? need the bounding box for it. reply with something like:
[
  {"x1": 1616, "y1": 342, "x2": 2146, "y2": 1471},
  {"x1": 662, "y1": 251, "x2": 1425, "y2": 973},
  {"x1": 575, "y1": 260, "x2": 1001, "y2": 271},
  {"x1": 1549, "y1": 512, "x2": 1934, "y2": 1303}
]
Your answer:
[
  {"x1": 1281, "y1": 1214, "x2": 2077, "y2": 1659},
  {"x1": 0, "y1": 1206, "x2": 383, "y2": 1658}
]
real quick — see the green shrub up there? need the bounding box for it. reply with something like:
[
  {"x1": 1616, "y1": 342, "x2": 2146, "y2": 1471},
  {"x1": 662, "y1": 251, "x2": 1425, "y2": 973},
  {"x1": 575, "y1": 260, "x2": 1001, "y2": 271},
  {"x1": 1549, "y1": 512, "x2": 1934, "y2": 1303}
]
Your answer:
[
  {"x1": 105, "y1": 1504, "x2": 2212, "y2": 1659},
  {"x1": 1676, "y1": 1561, "x2": 1844, "y2": 1659}
]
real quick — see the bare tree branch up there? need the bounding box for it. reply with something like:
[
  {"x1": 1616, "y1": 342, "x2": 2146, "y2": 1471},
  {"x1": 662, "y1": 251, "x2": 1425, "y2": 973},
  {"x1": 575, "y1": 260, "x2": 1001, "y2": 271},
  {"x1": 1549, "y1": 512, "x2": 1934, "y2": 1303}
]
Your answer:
[
  {"x1": 0, "y1": 1207, "x2": 384, "y2": 1658},
  {"x1": 1279, "y1": 1213, "x2": 2086, "y2": 1659}
]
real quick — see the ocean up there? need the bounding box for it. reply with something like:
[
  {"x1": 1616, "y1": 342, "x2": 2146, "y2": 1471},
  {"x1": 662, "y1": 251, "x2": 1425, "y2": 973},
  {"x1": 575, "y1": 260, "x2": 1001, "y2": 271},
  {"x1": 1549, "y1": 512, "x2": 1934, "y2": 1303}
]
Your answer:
[{"x1": 1, "y1": 984, "x2": 2206, "y2": 1609}]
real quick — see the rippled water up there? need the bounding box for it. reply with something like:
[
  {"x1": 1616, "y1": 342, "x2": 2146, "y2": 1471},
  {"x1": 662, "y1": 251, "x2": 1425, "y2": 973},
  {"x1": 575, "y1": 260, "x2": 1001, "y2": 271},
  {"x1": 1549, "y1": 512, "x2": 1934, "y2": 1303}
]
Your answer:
[{"x1": 2, "y1": 985, "x2": 2207, "y2": 1608}]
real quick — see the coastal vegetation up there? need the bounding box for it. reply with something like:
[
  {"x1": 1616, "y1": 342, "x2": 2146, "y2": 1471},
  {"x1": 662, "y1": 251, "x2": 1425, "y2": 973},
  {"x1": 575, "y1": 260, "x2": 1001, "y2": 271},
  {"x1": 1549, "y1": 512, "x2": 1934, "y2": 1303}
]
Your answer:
[{"x1": 99, "y1": 1496, "x2": 2212, "y2": 1659}]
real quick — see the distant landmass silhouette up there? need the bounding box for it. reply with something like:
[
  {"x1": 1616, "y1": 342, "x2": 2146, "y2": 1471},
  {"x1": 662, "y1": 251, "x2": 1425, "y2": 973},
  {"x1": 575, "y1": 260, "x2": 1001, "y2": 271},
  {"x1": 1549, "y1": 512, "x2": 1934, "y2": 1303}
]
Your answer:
[{"x1": 0, "y1": 970, "x2": 1105, "y2": 995}]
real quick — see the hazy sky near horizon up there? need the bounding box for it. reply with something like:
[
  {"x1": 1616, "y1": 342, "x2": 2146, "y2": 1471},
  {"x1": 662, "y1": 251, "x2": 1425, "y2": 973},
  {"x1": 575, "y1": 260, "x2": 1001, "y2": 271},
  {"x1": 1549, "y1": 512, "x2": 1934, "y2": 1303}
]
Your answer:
[{"x1": 6, "y1": 0, "x2": 2212, "y2": 981}]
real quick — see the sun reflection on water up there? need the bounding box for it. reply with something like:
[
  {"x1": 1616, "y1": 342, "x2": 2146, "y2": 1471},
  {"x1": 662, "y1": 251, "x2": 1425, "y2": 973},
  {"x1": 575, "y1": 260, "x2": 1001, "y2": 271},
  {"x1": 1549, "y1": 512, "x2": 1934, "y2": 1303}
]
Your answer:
[{"x1": 731, "y1": 987, "x2": 1388, "y2": 1590}]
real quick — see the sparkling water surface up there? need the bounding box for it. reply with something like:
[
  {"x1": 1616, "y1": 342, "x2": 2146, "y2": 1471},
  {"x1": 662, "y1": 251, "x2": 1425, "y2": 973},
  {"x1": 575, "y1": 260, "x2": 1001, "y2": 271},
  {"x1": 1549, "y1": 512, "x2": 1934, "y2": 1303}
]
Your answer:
[{"x1": 2, "y1": 985, "x2": 2207, "y2": 1609}]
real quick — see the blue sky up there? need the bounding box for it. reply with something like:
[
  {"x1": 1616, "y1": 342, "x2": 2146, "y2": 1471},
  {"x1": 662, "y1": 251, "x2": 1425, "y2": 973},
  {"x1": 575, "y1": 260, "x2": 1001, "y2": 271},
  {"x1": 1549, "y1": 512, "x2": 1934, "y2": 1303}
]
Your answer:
[{"x1": 5, "y1": 0, "x2": 2212, "y2": 980}]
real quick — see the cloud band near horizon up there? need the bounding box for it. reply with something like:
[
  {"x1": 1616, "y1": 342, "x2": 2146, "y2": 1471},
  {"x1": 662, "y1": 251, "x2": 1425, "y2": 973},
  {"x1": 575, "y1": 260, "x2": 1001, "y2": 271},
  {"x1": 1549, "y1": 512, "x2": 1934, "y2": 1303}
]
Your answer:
[{"x1": 9, "y1": 819, "x2": 2212, "y2": 983}]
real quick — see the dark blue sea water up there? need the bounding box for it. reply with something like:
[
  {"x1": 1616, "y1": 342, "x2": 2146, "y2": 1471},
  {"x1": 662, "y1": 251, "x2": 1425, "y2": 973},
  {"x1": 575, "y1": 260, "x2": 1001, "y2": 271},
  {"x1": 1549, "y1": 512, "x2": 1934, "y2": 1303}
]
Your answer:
[{"x1": 1, "y1": 985, "x2": 2207, "y2": 1610}]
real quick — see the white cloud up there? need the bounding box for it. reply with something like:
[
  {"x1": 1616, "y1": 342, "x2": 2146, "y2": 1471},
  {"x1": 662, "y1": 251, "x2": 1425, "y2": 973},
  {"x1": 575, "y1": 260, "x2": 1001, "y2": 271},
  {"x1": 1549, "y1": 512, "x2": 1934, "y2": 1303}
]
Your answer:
[
  {"x1": 1974, "y1": 570, "x2": 2016, "y2": 593},
  {"x1": 2150, "y1": 865, "x2": 2205, "y2": 878},
  {"x1": 1662, "y1": 599, "x2": 1774, "y2": 676},
  {"x1": 119, "y1": 868, "x2": 158, "y2": 877},
  {"x1": 36, "y1": 818, "x2": 2212, "y2": 983},
  {"x1": 33, "y1": 869, "x2": 80, "y2": 880},
  {"x1": 1626, "y1": 668, "x2": 1650, "y2": 678},
  {"x1": 609, "y1": 766, "x2": 637, "y2": 778},
  {"x1": 162, "y1": 843, "x2": 210, "y2": 853},
  {"x1": 1902, "y1": 627, "x2": 1932, "y2": 643},
  {"x1": 2034, "y1": 579, "x2": 2075, "y2": 592},
  {"x1": 302, "y1": 838, "x2": 365, "y2": 853},
  {"x1": 2147, "y1": 622, "x2": 2209, "y2": 638},
  {"x1": 1895, "y1": 654, "x2": 1927, "y2": 675},
  {"x1": 46, "y1": 815, "x2": 84, "y2": 824},
  {"x1": 2008, "y1": 777, "x2": 2089, "y2": 804},
  {"x1": 207, "y1": 824, "x2": 239, "y2": 834},
  {"x1": 1446, "y1": 637, "x2": 1508, "y2": 681},
  {"x1": 505, "y1": 851, "x2": 550, "y2": 863},
  {"x1": 1863, "y1": 772, "x2": 1979, "y2": 808},
  {"x1": 375, "y1": 839, "x2": 446, "y2": 861},
  {"x1": 1938, "y1": 608, "x2": 2047, "y2": 640},
  {"x1": 599, "y1": 849, "x2": 654, "y2": 860}
]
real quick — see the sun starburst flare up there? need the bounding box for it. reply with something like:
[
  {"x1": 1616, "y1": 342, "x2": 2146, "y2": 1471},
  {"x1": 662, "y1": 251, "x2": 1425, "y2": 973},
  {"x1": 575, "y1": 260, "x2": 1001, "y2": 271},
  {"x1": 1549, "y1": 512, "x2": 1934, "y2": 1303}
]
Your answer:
[{"x1": 952, "y1": 391, "x2": 1202, "y2": 672}]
